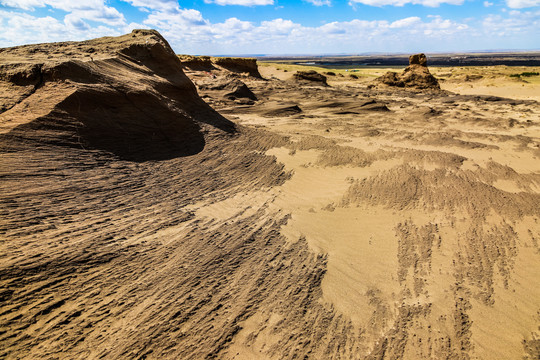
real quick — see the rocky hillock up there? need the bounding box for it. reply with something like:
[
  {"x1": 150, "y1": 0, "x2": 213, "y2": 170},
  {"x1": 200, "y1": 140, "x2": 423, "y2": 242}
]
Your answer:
[
  {"x1": 293, "y1": 70, "x2": 328, "y2": 85},
  {"x1": 376, "y1": 53, "x2": 440, "y2": 90},
  {"x1": 0, "y1": 29, "x2": 236, "y2": 161},
  {"x1": 0, "y1": 30, "x2": 295, "y2": 359}
]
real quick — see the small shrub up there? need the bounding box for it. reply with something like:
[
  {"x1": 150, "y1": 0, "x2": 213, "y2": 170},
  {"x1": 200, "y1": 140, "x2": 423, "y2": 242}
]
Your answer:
[{"x1": 510, "y1": 71, "x2": 539, "y2": 78}]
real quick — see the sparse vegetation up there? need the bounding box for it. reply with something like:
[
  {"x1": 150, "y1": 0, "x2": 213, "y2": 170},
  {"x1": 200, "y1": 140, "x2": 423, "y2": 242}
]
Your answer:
[{"x1": 510, "y1": 71, "x2": 539, "y2": 78}]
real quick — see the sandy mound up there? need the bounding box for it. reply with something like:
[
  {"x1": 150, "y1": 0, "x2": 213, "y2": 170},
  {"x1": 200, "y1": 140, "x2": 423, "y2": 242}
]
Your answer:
[
  {"x1": 293, "y1": 70, "x2": 328, "y2": 85},
  {"x1": 263, "y1": 104, "x2": 302, "y2": 117},
  {"x1": 198, "y1": 78, "x2": 257, "y2": 101},
  {"x1": 0, "y1": 29, "x2": 235, "y2": 161},
  {"x1": 205, "y1": 62, "x2": 540, "y2": 360},
  {"x1": 2, "y1": 34, "x2": 540, "y2": 360},
  {"x1": 377, "y1": 53, "x2": 440, "y2": 90},
  {"x1": 0, "y1": 31, "x2": 298, "y2": 359},
  {"x1": 358, "y1": 99, "x2": 390, "y2": 111}
]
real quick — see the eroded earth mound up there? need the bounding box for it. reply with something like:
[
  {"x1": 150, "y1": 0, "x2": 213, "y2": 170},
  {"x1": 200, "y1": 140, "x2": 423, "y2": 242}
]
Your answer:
[
  {"x1": 377, "y1": 53, "x2": 440, "y2": 90},
  {"x1": 0, "y1": 29, "x2": 236, "y2": 160},
  {"x1": 198, "y1": 78, "x2": 257, "y2": 101},
  {"x1": 293, "y1": 70, "x2": 328, "y2": 85},
  {"x1": 2, "y1": 32, "x2": 540, "y2": 360},
  {"x1": 179, "y1": 55, "x2": 262, "y2": 78}
]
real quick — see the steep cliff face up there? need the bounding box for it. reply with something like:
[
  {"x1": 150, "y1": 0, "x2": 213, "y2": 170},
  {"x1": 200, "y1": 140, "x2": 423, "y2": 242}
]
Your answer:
[
  {"x1": 0, "y1": 29, "x2": 235, "y2": 161},
  {"x1": 211, "y1": 57, "x2": 262, "y2": 78},
  {"x1": 179, "y1": 55, "x2": 262, "y2": 78}
]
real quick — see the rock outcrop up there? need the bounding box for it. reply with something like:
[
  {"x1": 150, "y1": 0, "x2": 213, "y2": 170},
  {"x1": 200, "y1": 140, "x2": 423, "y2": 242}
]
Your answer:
[
  {"x1": 179, "y1": 55, "x2": 262, "y2": 78},
  {"x1": 177, "y1": 54, "x2": 215, "y2": 71},
  {"x1": 212, "y1": 57, "x2": 262, "y2": 78},
  {"x1": 293, "y1": 70, "x2": 328, "y2": 86},
  {"x1": 0, "y1": 29, "x2": 235, "y2": 161},
  {"x1": 376, "y1": 53, "x2": 440, "y2": 90},
  {"x1": 224, "y1": 81, "x2": 257, "y2": 101}
]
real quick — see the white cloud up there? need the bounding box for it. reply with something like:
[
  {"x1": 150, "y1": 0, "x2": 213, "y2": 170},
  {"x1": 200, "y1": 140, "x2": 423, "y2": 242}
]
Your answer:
[
  {"x1": 217, "y1": 17, "x2": 254, "y2": 31},
  {"x1": 0, "y1": 0, "x2": 126, "y2": 25},
  {"x1": 138, "y1": 7, "x2": 474, "y2": 55},
  {"x1": 64, "y1": 13, "x2": 91, "y2": 30},
  {"x1": 1, "y1": 0, "x2": 108, "y2": 11},
  {"x1": 305, "y1": 0, "x2": 332, "y2": 6},
  {"x1": 67, "y1": 8, "x2": 126, "y2": 27},
  {"x1": 505, "y1": 0, "x2": 540, "y2": 8},
  {"x1": 259, "y1": 18, "x2": 301, "y2": 35},
  {"x1": 204, "y1": 0, "x2": 273, "y2": 5},
  {"x1": 483, "y1": 1, "x2": 493, "y2": 6},
  {"x1": 144, "y1": 8, "x2": 208, "y2": 28},
  {"x1": 0, "y1": 0, "x2": 44, "y2": 10},
  {"x1": 1, "y1": 2, "x2": 539, "y2": 55},
  {"x1": 320, "y1": 21, "x2": 348, "y2": 34},
  {"x1": 481, "y1": 9, "x2": 540, "y2": 36},
  {"x1": 0, "y1": 10, "x2": 122, "y2": 46},
  {"x1": 348, "y1": 0, "x2": 463, "y2": 7},
  {"x1": 390, "y1": 16, "x2": 421, "y2": 28},
  {"x1": 120, "y1": 0, "x2": 178, "y2": 12}
]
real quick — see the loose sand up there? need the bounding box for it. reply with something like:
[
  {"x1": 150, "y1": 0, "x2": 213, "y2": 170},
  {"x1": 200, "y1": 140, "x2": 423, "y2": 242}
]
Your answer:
[
  {"x1": 1, "y1": 32, "x2": 539, "y2": 359},
  {"x1": 195, "y1": 62, "x2": 540, "y2": 359}
]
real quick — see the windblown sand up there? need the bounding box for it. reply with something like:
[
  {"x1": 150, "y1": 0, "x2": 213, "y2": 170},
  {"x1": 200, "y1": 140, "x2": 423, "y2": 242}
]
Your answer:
[{"x1": 1, "y1": 32, "x2": 539, "y2": 359}]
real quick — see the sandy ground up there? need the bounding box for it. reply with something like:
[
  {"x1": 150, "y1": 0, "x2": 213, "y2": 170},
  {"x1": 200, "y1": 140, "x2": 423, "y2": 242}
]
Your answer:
[
  {"x1": 259, "y1": 62, "x2": 540, "y2": 101},
  {"x1": 194, "y1": 63, "x2": 540, "y2": 359},
  {"x1": 1, "y1": 35, "x2": 539, "y2": 360}
]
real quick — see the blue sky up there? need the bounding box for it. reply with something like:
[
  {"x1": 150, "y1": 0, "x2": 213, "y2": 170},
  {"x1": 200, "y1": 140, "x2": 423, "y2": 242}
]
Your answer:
[{"x1": 0, "y1": 0, "x2": 539, "y2": 54}]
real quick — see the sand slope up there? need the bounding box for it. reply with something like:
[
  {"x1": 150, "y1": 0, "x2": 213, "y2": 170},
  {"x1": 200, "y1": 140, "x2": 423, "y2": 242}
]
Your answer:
[
  {"x1": 195, "y1": 66, "x2": 540, "y2": 359},
  {"x1": 1, "y1": 33, "x2": 539, "y2": 359}
]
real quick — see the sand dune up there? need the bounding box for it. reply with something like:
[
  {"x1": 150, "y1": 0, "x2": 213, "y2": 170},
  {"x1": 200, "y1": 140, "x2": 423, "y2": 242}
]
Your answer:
[{"x1": 1, "y1": 32, "x2": 539, "y2": 359}]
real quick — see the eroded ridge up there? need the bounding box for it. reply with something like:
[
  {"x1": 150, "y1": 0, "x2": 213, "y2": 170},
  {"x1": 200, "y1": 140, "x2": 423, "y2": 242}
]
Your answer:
[{"x1": 1, "y1": 32, "x2": 540, "y2": 360}]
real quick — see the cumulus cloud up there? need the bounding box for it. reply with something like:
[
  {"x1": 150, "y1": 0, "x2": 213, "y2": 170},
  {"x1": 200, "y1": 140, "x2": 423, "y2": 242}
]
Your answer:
[
  {"x1": 348, "y1": 0, "x2": 463, "y2": 7},
  {"x1": 482, "y1": 9, "x2": 540, "y2": 35},
  {"x1": 120, "y1": 0, "x2": 178, "y2": 12},
  {"x1": 305, "y1": 0, "x2": 332, "y2": 6},
  {"x1": 0, "y1": 0, "x2": 126, "y2": 25},
  {"x1": 67, "y1": 8, "x2": 126, "y2": 27},
  {"x1": 138, "y1": 8, "x2": 472, "y2": 54},
  {"x1": 258, "y1": 18, "x2": 301, "y2": 35},
  {"x1": 505, "y1": 0, "x2": 540, "y2": 8},
  {"x1": 0, "y1": 0, "x2": 44, "y2": 10},
  {"x1": 145, "y1": 8, "x2": 208, "y2": 28},
  {"x1": 2, "y1": 1, "x2": 539, "y2": 55},
  {"x1": 0, "y1": 10, "x2": 122, "y2": 47},
  {"x1": 389, "y1": 16, "x2": 422, "y2": 28},
  {"x1": 2, "y1": 0, "x2": 113, "y2": 11}
]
